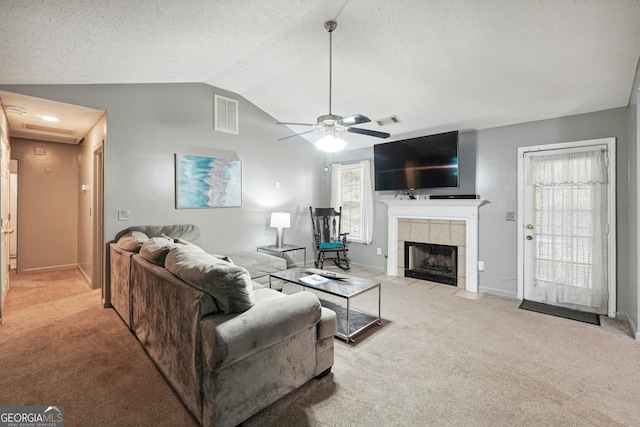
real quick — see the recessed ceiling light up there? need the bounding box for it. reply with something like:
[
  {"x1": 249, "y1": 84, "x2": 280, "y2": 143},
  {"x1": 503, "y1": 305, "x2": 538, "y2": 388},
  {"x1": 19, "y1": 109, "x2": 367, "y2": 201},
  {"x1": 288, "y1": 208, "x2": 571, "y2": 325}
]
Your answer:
[
  {"x1": 6, "y1": 105, "x2": 26, "y2": 116},
  {"x1": 37, "y1": 115, "x2": 59, "y2": 122}
]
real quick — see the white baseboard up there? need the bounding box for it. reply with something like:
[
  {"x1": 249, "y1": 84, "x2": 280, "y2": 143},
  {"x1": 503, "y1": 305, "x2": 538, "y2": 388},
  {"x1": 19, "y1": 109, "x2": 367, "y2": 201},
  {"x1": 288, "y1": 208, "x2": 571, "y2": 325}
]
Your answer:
[
  {"x1": 616, "y1": 312, "x2": 639, "y2": 341},
  {"x1": 77, "y1": 265, "x2": 92, "y2": 286},
  {"x1": 22, "y1": 263, "x2": 79, "y2": 274},
  {"x1": 345, "y1": 261, "x2": 387, "y2": 275},
  {"x1": 478, "y1": 286, "x2": 518, "y2": 299}
]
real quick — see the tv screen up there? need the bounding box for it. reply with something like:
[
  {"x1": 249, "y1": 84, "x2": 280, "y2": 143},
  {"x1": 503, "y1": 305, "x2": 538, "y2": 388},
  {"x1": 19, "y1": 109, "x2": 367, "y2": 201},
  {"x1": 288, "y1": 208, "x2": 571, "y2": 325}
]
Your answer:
[{"x1": 374, "y1": 131, "x2": 459, "y2": 191}]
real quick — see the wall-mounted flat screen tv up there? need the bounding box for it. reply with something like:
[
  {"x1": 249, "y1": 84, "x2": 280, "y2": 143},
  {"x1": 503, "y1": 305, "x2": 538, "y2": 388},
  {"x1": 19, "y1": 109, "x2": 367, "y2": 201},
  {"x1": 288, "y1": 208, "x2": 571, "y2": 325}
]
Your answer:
[{"x1": 373, "y1": 130, "x2": 459, "y2": 191}]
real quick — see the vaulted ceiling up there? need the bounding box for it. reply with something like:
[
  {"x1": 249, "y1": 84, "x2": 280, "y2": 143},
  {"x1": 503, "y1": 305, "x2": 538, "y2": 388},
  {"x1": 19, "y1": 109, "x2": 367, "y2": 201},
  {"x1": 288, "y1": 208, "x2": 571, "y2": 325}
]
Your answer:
[{"x1": 1, "y1": 1, "x2": 639, "y2": 149}]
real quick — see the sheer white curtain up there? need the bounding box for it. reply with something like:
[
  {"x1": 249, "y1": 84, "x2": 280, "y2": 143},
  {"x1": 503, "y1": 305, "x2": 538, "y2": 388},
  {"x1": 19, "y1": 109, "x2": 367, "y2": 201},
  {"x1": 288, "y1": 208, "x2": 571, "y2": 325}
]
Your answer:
[
  {"x1": 330, "y1": 161, "x2": 374, "y2": 244},
  {"x1": 531, "y1": 150, "x2": 608, "y2": 313},
  {"x1": 359, "y1": 160, "x2": 374, "y2": 244},
  {"x1": 330, "y1": 164, "x2": 342, "y2": 210}
]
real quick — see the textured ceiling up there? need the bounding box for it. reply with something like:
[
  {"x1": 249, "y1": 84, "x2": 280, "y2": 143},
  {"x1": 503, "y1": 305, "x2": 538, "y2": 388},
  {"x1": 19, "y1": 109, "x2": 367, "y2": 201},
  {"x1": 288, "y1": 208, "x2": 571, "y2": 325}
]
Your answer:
[{"x1": 1, "y1": 0, "x2": 639, "y2": 150}]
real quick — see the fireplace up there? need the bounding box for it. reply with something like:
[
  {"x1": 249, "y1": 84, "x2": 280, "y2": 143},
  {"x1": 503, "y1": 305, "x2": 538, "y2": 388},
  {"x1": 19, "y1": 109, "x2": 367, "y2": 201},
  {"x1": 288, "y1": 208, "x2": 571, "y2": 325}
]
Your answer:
[
  {"x1": 382, "y1": 199, "x2": 486, "y2": 293},
  {"x1": 405, "y1": 242, "x2": 458, "y2": 286}
]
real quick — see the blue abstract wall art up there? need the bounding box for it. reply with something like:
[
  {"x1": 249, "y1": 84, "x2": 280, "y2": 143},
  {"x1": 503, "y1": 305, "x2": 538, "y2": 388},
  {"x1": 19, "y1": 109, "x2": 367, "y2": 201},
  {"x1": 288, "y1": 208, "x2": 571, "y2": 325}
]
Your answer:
[{"x1": 175, "y1": 154, "x2": 242, "y2": 208}]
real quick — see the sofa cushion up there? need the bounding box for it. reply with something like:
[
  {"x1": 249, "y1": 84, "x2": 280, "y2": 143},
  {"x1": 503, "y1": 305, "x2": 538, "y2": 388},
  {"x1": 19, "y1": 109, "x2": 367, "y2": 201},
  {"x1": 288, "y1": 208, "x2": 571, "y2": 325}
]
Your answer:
[
  {"x1": 165, "y1": 245, "x2": 255, "y2": 314},
  {"x1": 116, "y1": 231, "x2": 149, "y2": 253},
  {"x1": 201, "y1": 289, "x2": 322, "y2": 368},
  {"x1": 140, "y1": 236, "x2": 175, "y2": 266}
]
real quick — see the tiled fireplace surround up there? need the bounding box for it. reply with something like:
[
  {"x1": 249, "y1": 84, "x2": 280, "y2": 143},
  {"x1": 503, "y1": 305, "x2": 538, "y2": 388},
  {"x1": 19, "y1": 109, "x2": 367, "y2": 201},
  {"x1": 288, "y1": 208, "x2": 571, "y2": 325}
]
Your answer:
[
  {"x1": 382, "y1": 200, "x2": 485, "y2": 293},
  {"x1": 399, "y1": 218, "x2": 467, "y2": 288}
]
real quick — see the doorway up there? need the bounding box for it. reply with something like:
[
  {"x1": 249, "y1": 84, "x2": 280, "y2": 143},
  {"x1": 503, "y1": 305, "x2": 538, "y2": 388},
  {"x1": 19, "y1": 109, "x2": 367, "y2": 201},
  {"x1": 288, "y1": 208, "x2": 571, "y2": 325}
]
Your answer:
[
  {"x1": 9, "y1": 159, "x2": 18, "y2": 272},
  {"x1": 517, "y1": 138, "x2": 617, "y2": 317},
  {"x1": 93, "y1": 143, "x2": 105, "y2": 304},
  {"x1": 0, "y1": 136, "x2": 11, "y2": 324}
]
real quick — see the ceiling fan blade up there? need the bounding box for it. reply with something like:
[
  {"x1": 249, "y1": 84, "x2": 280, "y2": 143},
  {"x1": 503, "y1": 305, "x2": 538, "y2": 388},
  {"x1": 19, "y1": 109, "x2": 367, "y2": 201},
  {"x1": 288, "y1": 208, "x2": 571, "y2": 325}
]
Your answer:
[
  {"x1": 276, "y1": 122, "x2": 317, "y2": 127},
  {"x1": 277, "y1": 129, "x2": 319, "y2": 141},
  {"x1": 337, "y1": 114, "x2": 370, "y2": 127},
  {"x1": 347, "y1": 127, "x2": 390, "y2": 139}
]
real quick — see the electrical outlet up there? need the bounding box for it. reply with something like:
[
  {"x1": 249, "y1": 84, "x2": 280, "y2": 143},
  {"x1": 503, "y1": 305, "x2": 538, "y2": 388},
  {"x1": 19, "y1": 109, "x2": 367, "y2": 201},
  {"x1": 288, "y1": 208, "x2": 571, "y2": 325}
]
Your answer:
[
  {"x1": 478, "y1": 261, "x2": 485, "y2": 271},
  {"x1": 376, "y1": 247, "x2": 382, "y2": 255},
  {"x1": 505, "y1": 211, "x2": 516, "y2": 221},
  {"x1": 118, "y1": 210, "x2": 131, "y2": 221}
]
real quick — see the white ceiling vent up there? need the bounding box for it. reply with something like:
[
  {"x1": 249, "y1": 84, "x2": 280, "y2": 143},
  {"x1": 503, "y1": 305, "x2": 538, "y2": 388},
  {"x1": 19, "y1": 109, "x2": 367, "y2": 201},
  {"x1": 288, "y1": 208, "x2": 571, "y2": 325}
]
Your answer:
[
  {"x1": 376, "y1": 116, "x2": 401, "y2": 126},
  {"x1": 214, "y1": 95, "x2": 238, "y2": 134},
  {"x1": 24, "y1": 123, "x2": 76, "y2": 135}
]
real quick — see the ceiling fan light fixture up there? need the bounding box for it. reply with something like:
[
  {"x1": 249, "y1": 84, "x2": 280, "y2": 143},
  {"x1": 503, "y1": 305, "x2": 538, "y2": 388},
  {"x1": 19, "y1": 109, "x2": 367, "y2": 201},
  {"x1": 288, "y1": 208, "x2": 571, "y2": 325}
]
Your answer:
[
  {"x1": 276, "y1": 20, "x2": 391, "y2": 144},
  {"x1": 315, "y1": 134, "x2": 347, "y2": 152}
]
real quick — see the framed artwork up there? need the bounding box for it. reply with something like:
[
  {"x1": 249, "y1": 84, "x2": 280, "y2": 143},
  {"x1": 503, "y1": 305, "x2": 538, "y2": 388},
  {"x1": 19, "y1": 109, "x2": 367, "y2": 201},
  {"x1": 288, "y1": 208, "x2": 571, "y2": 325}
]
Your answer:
[{"x1": 175, "y1": 154, "x2": 242, "y2": 208}]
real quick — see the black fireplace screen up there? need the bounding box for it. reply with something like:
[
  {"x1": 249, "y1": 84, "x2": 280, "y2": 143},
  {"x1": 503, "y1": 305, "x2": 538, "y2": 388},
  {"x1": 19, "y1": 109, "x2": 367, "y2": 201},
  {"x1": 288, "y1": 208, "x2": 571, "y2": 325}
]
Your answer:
[{"x1": 404, "y1": 241, "x2": 458, "y2": 286}]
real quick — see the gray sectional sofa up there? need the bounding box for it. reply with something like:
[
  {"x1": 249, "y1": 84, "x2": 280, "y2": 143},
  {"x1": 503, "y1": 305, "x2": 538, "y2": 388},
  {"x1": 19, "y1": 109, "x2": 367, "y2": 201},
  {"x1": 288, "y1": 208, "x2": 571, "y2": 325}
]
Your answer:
[{"x1": 108, "y1": 225, "x2": 336, "y2": 427}]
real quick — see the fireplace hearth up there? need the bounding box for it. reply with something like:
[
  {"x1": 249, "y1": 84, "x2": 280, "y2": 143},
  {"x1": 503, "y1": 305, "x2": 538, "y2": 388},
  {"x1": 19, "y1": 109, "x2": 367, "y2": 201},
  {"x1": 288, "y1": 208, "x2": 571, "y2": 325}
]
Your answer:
[{"x1": 405, "y1": 241, "x2": 458, "y2": 286}]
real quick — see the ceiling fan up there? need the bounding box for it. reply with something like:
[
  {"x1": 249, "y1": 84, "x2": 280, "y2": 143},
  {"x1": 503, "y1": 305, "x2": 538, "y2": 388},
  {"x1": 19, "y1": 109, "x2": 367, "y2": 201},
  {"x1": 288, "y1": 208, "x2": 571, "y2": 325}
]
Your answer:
[{"x1": 277, "y1": 20, "x2": 390, "y2": 151}]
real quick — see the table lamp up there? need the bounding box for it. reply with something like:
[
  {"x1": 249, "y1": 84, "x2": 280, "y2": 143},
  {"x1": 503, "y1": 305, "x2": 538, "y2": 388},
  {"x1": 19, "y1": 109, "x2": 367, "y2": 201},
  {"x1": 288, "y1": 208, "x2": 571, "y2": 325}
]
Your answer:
[{"x1": 270, "y1": 212, "x2": 290, "y2": 248}]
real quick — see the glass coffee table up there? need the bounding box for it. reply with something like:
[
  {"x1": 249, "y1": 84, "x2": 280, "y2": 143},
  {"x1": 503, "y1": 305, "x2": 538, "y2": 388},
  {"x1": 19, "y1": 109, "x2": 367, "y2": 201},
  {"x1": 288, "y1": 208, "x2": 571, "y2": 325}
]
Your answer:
[{"x1": 269, "y1": 267, "x2": 381, "y2": 343}]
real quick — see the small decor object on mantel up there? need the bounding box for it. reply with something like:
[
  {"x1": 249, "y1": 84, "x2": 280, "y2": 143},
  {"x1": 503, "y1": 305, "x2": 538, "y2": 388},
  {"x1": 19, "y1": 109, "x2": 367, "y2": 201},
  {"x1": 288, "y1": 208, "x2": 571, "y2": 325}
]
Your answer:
[{"x1": 175, "y1": 153, "x2": 242, "y2": 208}]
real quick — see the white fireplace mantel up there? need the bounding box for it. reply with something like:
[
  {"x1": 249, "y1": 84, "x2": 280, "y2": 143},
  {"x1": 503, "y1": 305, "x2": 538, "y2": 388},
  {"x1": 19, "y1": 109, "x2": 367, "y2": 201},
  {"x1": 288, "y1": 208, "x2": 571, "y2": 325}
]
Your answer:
[{"x1": 382, "y1": 199, "x2": 488, "y2": 293}]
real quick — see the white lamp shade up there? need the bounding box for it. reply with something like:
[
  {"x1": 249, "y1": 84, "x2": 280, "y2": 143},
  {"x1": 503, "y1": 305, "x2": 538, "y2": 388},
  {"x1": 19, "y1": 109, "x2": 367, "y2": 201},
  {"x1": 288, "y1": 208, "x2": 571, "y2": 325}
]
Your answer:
[
  {"x1": 314, "y1": 134, "x2": 347, "y2": 152},
  {"x1": 270, "y1": 212, "x2": 290, "y2": 228}
]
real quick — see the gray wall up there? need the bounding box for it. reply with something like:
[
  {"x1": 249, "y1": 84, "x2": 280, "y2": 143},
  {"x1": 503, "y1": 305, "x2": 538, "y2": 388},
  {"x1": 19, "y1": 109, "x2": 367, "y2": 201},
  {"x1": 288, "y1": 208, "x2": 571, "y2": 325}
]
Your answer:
[
  {"x1": 328, "y1": 108, "x2": 632, "y2": 313},
  {"x1": 324, "y1": 130, "x2": 477, "y2": 272},
  {"x1": 3, "y1": 84, "x2": 636, "y2": 331},
  {"x1": 476, "y1": 108, "x2": 629, "y2": 300},
  {"x1": 627, "y1": 62, "x2": 639, "y2": 338},
  {"x1": 11, "y1": 138, "x2": 79, "y2": 273},
  {"x1": 0, "y1": 83, "x2": 326, "y2": 265},
  {"x1": 77, "y1": 114, "x2": 107, "y2": 287}
]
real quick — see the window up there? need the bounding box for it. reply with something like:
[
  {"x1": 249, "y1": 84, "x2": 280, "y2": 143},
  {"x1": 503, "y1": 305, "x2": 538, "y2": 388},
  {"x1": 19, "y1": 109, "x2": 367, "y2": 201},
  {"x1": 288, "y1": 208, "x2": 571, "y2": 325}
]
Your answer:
[
  {"x1": 340, "y1": 164, "x2": 362, "y2": 240},
  {"x1": 331, "y1": 160, "x2": 373, "y2": 244}
]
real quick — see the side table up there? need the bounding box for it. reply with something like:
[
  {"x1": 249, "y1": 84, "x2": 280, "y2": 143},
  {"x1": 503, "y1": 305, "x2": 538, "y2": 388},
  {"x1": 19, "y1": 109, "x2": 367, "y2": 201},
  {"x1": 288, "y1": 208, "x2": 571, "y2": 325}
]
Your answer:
[{"x1": 257, "y1": 244, "x2": 306, "y2": 267}]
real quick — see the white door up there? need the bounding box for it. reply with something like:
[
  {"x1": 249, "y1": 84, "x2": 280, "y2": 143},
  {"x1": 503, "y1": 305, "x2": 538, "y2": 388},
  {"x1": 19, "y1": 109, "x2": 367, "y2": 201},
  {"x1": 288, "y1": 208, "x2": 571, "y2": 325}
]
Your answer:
[
  {"x1": 519, "y1": 138, "x2": 616, "y2": 317},
  {"x1": 0, "y1": 137, "x2": 11, "y2": 323}
]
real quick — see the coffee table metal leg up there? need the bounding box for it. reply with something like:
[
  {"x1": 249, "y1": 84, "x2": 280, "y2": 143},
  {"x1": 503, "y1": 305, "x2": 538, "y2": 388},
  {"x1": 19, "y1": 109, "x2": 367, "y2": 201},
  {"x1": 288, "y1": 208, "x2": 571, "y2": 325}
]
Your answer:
[
  {"x1": 346, "y1": 297, "x2": 351, "y2": 342},
  {"x1": 378, "y1": 285, "x2": 382, "y2": 325}
]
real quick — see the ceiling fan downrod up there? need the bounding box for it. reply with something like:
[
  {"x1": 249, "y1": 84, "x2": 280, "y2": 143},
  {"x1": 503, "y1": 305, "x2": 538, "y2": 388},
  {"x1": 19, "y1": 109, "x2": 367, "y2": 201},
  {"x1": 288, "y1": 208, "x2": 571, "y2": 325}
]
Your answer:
[{"x1": 325, "y1": 20, "x2": 337, "y2": 117}]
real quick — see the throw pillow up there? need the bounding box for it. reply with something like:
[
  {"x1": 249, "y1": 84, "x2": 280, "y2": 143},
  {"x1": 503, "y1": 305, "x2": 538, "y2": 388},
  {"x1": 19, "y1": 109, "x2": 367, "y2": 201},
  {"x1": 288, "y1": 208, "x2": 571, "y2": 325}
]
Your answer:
[
  {"x1": 116, "y1": 231, "x2": 149, "y2": 252},
  {"x1": 165, "y1": 245, "x2": 255, "y2": 314},
  {"x1": 139, "y1": 236, "x2": 175, "y2": 266}
]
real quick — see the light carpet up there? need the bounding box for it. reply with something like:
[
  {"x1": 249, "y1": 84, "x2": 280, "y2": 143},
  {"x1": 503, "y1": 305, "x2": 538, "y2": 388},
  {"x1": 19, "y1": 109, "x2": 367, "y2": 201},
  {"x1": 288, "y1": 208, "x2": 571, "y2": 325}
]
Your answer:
[
  {"x1": 245, "y1": 268, "x2": 639, "y2": 426},
  {"x1": 2, "y1": 268, "x2": 639, "y2": 426}
]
